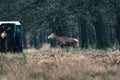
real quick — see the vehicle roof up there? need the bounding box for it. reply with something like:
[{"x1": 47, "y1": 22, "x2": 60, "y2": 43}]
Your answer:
[{"x1": 0, "y1": 21, "x2": 21, "y2": 25}]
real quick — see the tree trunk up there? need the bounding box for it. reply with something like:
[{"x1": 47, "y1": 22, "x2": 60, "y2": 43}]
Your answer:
[
  {"x1": 23, "y1": 33, "x2": 27, "y2": 49},
  {"x1": 93, "y1": 13, "x2": 110, "y2": 49},
  {"x1": 79, "y1": 16, "x2": 89, "y2": 49},
  {"x1": 77, "y1": 15, "x2": 81, "y2": 48},
  {"x1": 116, "y1": 14, "x2": 120, "y2": 45}
]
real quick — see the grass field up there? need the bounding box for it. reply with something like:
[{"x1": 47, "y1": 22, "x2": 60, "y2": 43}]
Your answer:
[{"x1": 0, "y1": 44, "x2": 120, "y2": 80}]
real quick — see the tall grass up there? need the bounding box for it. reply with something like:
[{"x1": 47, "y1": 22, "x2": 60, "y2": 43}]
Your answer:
[
  {"x1": 21, "y1": 53, "x2": 27, "y2": 64},
  {"x1": 0, "y1": 44, "x2": 120, "y2": 80}
]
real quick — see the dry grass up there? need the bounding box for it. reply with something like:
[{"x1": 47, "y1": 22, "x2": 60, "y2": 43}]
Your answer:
[{"x1": 0, "y1": 44, "x2": 120, "y2": 80}]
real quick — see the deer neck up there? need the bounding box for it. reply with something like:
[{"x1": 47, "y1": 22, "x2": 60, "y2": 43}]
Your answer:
[{"x1": 53, "y1": 36, "x2": 58, "y2": 40}]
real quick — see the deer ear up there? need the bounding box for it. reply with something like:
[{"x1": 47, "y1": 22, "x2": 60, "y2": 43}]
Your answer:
[
  {"x1": 53, "y1": 32, "x2": 56, "y2": 35},
  {"x1": 52, "y1": 32, "x2": 55, "y2": 34},
  {"x1": 51, "y1": 32, "x2": 54, "y2": 35}
]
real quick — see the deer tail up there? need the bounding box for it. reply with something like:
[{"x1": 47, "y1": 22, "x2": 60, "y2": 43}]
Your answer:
[{"x1": 74, "y1": 39, "x2": 79, "y2": 42}]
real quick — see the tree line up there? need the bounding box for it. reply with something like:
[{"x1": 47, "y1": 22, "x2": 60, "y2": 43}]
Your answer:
[{"x1": 0, "y1": 0, "x2": 120, "y2": 50}]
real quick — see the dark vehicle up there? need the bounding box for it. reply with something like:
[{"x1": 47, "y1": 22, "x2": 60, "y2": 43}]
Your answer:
[{"x1": 0, "y1": 21, "x2": 23, "y2": 53}]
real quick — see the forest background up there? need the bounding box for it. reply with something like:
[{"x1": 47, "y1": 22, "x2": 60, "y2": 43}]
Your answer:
[{"x1": 0, "y1": 0, "x2": 120, "y2": 50}]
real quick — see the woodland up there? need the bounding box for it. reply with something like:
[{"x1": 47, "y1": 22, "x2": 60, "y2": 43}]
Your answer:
[{"x1": 0, "y1": 0, "x2": 120, "y2": 49}]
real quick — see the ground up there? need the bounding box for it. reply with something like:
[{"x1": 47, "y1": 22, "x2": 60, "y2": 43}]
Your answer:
[{"x1": 0, "y1": 44, "x2": 120, "y2": 80}]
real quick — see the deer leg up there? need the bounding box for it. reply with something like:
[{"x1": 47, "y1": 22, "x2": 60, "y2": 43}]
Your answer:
[{"x1": 61, "y1": 45, "x2": 63, "y2": 48}]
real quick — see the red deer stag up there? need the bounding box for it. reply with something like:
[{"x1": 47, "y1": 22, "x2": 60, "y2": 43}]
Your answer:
[{"x1": 48, "y1": 33, "x2": 79, "y2": 48}]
